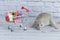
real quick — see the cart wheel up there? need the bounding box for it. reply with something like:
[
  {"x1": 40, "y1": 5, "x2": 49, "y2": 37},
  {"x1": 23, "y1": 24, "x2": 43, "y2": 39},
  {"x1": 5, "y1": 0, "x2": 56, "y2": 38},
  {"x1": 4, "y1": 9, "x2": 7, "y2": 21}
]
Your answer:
[
  {"x1": 23, "y1": 29, "x2": 27, "y2": 31},
  {"x1": 20, "y1": 25, "x2": 22, "y2": 28},
  {"x1": 8, "y1": 26, "x2": 11, "y2": 29},
  {"x1": 23, "y1": 27, "x2": 27, "y2": 31}
]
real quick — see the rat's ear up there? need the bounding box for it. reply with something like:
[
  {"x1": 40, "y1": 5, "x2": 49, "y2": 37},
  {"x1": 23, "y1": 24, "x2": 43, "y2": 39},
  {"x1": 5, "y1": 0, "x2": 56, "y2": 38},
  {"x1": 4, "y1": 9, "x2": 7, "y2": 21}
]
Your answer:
[
  {"x1": 35, "y1": 24, "x2": 40, "y2": 30},
  {"x1": 34, "y1": 23, "x2": 39, "y2": 27}
]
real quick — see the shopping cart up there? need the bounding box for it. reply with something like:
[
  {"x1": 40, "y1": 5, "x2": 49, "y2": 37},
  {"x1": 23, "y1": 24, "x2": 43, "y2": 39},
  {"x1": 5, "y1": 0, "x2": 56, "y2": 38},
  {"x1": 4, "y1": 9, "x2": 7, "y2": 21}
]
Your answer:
[{"x1": 5, "y1": 6, "x2": 30, "y2": 32}]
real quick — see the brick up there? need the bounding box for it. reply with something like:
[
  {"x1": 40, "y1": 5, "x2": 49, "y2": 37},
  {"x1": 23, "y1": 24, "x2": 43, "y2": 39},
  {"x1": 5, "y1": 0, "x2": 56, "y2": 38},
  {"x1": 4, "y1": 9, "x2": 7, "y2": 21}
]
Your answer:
[
  {"x1": 19, "y1": 0, "x2": 41, "y2": 2},
  {"x1": 42, "y1": 0, "x2": 60, "y2": 2},
  {"x1": 0, "y1": 0, "x2": 60, "y2": 17}
]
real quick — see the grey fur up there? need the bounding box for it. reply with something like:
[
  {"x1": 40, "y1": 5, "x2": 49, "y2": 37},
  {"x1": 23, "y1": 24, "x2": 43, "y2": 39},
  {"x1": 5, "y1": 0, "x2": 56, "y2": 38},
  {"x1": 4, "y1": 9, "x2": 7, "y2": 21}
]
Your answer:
[{"x1": 32, "y1": 13, "x2": 57, "y2": 30}]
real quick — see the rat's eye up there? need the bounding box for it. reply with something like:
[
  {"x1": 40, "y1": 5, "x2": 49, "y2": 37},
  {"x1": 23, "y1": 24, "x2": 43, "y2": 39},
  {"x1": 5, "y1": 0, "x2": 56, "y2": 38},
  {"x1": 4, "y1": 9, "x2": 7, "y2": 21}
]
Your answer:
[
  {"x1": 40, "y1": 24, "x2": 43, "y2": 27},
  {"x1": 41, "y1": 24, "x2": 42, "y2": 26}
]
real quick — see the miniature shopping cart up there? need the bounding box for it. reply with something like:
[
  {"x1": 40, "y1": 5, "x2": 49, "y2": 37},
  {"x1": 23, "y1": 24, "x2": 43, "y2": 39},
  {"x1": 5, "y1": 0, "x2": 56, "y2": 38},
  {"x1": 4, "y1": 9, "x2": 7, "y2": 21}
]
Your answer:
[{"x1": 5, "y1": 6, "x2": 30, "y2": 32}]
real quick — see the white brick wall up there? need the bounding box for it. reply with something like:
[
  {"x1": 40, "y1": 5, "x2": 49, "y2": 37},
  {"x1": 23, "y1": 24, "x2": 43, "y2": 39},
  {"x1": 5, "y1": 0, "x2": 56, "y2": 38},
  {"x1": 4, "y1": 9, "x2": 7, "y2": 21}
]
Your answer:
[
  {"x1": 0, "y1": 1, "x2": 60, "y2": 40},
  {"x1": 0, "y1": 0, "x2": 60, "y2": 17}
]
